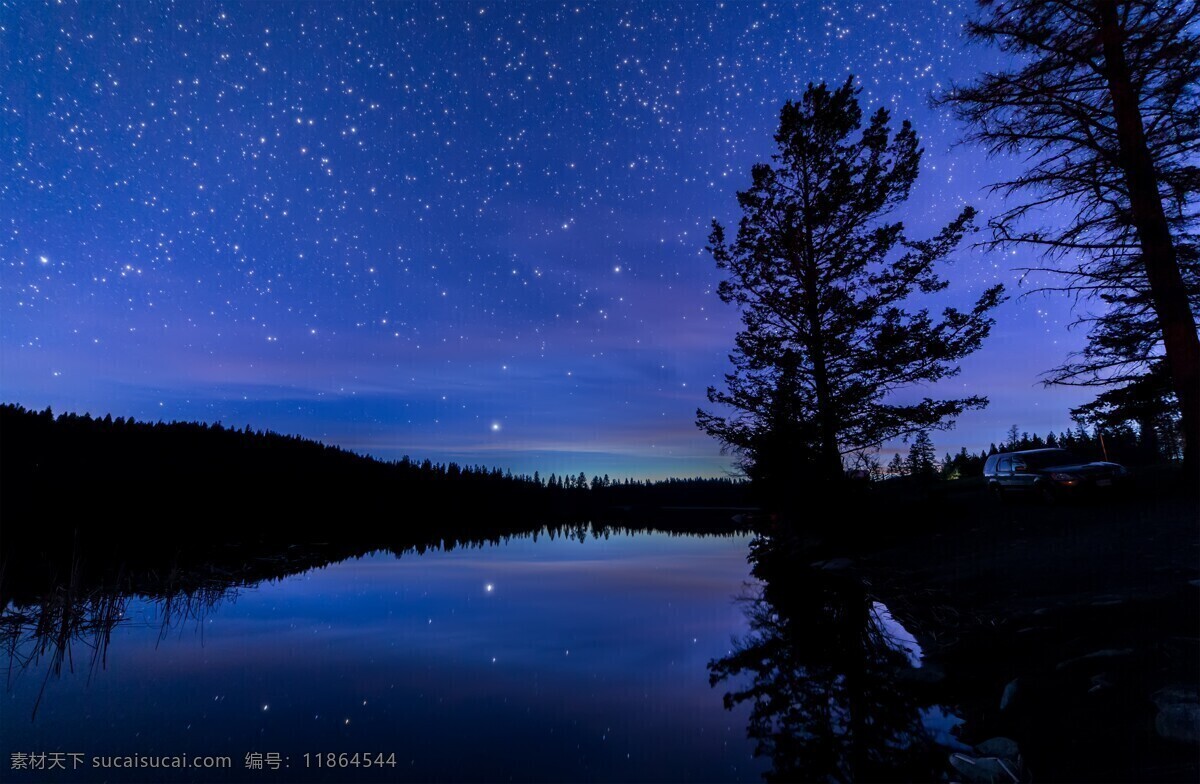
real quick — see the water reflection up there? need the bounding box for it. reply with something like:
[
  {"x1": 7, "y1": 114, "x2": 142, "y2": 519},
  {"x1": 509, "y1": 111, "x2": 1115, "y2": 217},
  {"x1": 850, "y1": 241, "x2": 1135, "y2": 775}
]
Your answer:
[
  {"x1": 0, "y1": 539, "x2": 346, "y2": 720},
  {"x1": 3, "y1": 524, "x2": 740, "y2": 712},
  {"x1": 709, "y1": 535, "x2": 957, "y2": 782},
  {"x1": 2, "y1": 524, "x2": 764, "y2": 783},
  {"x1": 2, "y1": 582, "x2": 238, "y2": 719}
]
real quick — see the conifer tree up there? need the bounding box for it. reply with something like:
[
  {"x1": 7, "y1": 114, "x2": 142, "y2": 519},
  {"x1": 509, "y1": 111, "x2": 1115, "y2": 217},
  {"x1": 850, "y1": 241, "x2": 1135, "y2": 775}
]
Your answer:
[
  {"x1": 698, "y1": 78, "x2": 1004, "y2": 492},
  {"x1": 943, "y1": 0, "x2": 1200, "y2": 471}
]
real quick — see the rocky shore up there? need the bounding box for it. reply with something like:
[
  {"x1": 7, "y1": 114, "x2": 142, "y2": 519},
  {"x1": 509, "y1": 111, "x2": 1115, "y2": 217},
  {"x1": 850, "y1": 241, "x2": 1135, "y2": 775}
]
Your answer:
[{"x1": 814, "y1": 474, "x2": 1199, "y2": 782}]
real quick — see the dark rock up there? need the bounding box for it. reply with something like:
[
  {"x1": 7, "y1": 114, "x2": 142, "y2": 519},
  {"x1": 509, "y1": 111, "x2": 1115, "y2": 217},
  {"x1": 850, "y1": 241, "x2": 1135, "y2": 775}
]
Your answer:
[
  {"x1": 810, "y1": 557, "x2": 854, "y2": 571},
  {"x1": 949, "y1": 753, "x2": 1010, "y2": 783},
  {"x1": 1054, "y1": 648, "x2": 1134, "y2": 672},
  {"x1": 999, "y1": 678, "x2": 1019, "y2": 711},
  {"x1": 948, "y1": 737, "x2": 1024, "y2": 783},
  {"x1": 1153, "y1": 686, "x2": 1200, "y2": 745},
  {"x1": 975, "y1": 736, "x2": 1020, "y2": 760},
  {"x1": 1087, "y1": 673, "x2": 1113, "y2": 694}
]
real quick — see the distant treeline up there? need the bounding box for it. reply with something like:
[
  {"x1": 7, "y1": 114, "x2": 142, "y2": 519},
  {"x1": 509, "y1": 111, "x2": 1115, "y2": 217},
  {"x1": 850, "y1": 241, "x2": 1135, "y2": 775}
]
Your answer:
[
  {"x1": 932, "y1": 423, "x2": 1172, "y2": 481},
  {"x1": 0, "y1": 403, "x2": 750, "y2": 532}
]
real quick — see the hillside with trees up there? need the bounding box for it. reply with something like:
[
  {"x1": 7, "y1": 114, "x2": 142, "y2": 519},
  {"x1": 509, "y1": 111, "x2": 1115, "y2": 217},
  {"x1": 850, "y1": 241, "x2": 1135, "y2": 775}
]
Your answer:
[{"x1": 0, "y1": 403, "x2": 749, "y2": 535}]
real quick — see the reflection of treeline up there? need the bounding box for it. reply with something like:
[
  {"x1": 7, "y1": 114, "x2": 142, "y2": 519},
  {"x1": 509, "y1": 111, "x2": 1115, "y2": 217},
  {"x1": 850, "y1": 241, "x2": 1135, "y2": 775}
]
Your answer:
[
  {"x1": 2, "y1": 520, "x2": 747, "y2": 609},
  {"x1": 1, "y1": 521, "x2": 748, "y2": 719},
  {"x1": 0, "y1": 403, "x2": 749, "y2": 529}
]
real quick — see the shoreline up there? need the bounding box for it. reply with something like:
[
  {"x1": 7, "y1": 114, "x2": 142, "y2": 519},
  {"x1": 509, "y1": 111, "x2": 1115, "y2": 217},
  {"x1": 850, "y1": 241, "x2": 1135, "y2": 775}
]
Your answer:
[{"x1": 800, "y1": 476, "x2": 1200, "y2": 782}]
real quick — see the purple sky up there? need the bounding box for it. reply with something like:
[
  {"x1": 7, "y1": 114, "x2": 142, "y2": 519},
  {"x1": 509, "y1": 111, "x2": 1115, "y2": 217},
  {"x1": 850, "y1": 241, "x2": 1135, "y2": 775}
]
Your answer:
[{"x1": 2, "y1": 1, "x2": 1099, "y2": 479}]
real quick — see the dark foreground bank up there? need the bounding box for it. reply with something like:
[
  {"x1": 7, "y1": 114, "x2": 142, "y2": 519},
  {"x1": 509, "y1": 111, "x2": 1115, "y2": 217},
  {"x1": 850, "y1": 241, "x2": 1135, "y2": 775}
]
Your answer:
[{"x1": 785, "y1": 473, "x2": 1200, "y2": 782}]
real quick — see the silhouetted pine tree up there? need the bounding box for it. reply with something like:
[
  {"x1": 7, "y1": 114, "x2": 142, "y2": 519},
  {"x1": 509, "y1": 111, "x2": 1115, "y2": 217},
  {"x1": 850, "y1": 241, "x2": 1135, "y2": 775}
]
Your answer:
[
  {"x1": 1071, "y1": 360, "x2": 1182, "y2": 461},
  {"x1": 698, "y1": 78, "x2": 1004, "y2": 498},
  {"x1": 906, "y1": 431, "x2": 937, "y2": 480}
]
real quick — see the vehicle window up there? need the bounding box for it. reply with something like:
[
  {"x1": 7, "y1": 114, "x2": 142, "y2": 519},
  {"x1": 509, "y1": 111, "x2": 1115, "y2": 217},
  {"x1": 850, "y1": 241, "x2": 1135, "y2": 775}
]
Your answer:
[
  {"x1": 997, "y1": 456, "x2": 1012, "y2": 473},
  {"x1": 1021, "y1": 450, "x2": 1076, "y2": 469}
]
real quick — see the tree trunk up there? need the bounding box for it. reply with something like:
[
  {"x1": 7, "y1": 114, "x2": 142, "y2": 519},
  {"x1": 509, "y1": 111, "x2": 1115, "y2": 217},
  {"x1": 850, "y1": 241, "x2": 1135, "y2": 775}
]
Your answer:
[
  {"x1": 1098, "y1": 0, "x2": 1200, "y2": 476},
  {"x1": 811, "y1": 350, "x2": 844, "y2": 482},
  {"x1": 1136, "y1": 413, "x2": 1160, "y2": 463},
  {"x1": 800, "y1": 251, "x2": 843, "y2": 484},
  {"x1": 797, "y1": 195, "x2": 844, "y2": 485}
]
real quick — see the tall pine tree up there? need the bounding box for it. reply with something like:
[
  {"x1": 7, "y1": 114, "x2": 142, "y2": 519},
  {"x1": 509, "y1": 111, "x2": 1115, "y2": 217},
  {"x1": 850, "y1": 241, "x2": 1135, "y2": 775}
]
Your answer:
[
  {"x1": 698, "y1": 79, "x2": 1004, "y2": 496},
  {"x1": 906, "y1": 431, "x2": 937, "y2": 480},
  {"x1": 942, "y1": 0, "x2": 1200, "y2": 472}
]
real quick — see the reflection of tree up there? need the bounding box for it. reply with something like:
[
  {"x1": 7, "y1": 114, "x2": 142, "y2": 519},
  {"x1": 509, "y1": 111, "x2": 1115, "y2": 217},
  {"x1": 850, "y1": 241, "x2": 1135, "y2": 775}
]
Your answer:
[
  {"x1": 2, "y1": 522, "x2": 749, "y2": 721},
  {"x1": 1, "y1": 570, "x2": 238, "y2": 720},
  {"x1": 710, "y1": 536, "x2": 942, "y2": 782}
]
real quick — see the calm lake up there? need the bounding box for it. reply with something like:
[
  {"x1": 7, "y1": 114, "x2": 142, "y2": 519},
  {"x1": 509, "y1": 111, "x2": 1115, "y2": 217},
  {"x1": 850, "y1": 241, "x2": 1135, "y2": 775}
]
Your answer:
[
  {"x1": 6, "y1": 520, "x2": 1196, "y2": 783},
  {"x1": 4, "y1": 530, "x2": 774, "y2": 782}
]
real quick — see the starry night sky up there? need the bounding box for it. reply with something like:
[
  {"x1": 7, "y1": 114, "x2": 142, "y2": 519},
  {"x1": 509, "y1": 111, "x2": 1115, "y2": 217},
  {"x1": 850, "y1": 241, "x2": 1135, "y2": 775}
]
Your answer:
[{"x1": 2, "y1": 1, "x2": 1099, "y2": 480}]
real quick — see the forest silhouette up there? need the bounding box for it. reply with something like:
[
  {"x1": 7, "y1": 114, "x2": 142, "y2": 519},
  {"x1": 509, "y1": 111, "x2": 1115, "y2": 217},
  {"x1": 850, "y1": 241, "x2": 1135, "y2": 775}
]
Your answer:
[{"x1": 0, "y1": 403, "x2": 749, "y2": 534}]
